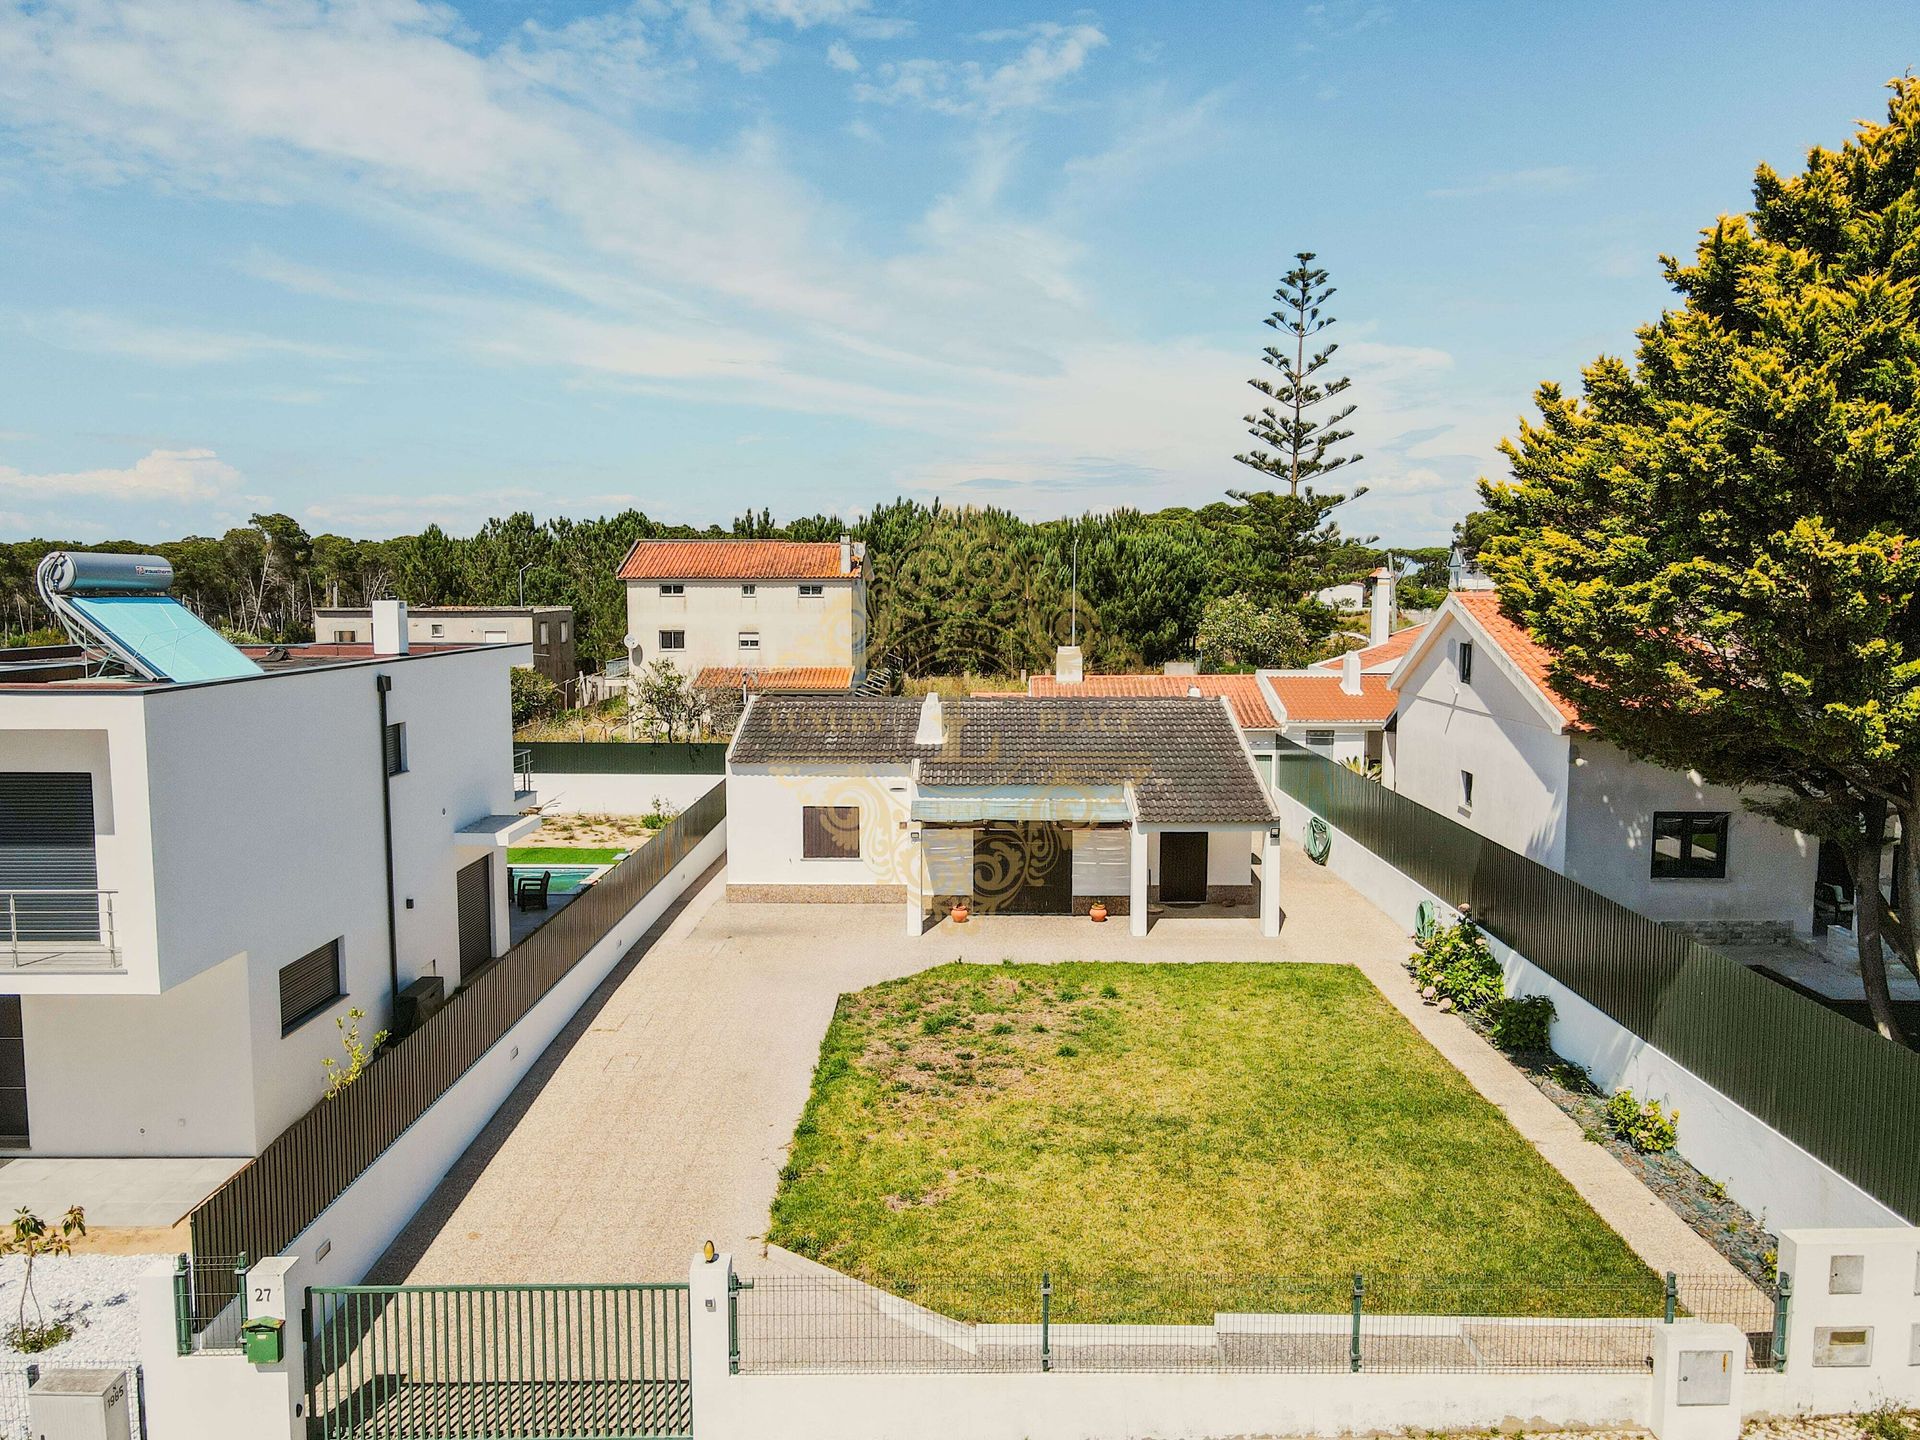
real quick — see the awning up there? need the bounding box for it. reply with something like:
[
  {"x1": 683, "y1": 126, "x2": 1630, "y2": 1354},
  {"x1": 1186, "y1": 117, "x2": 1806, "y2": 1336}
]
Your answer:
[
  {"x1": 456, "y1": 813, "x2": 542, "y2": 847},
  {"x1": 911, "y1": 785, "x2": 1130, "y2": 825}
]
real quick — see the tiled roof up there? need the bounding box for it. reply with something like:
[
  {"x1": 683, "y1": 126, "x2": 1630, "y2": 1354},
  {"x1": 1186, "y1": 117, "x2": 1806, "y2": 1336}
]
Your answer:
[
  {"x1": 695, "y1": 665, "x2": 854, "y2": 692},
  {"x1": 1452, "y1": 592, "x2": 1580, "y2": 725},
  {"x1": 1261, "y1": 671, "x2": 1398, "y2": 724},
  {"x1": 1027, "y1": 673, "x2": 1275, "y2": 728},
  {"x1": 617, "y1": 540, "x2": 855, "y2": 580},
  {"x1": 1314, "y1": 622, "x2": 1427, "y2": 673},
  {"x1": 731, "y1": 695, "x2": 1278, "y2": 825}
]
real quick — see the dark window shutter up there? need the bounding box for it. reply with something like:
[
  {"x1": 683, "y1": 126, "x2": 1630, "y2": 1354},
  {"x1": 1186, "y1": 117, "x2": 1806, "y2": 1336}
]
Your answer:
[
  {"x1": 802, "y1": 806, "x2": 861, "y2": 860},
  {"x1": 0, "y1": 773, "x2": 99, "y2": 942},
  {"x1": 280, "y1": 939, "x2": 343, "y2": 1031},
  {"x1": 384, "y1": 723, "x2": 407, "y2": 776}
]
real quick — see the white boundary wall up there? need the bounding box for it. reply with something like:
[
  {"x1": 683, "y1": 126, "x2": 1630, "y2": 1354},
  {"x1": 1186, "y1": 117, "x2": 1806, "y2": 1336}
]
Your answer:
[
  {"x1": 526, "y1": 768, "x2": 721, "y2": 816},
  {"x1": 1271, "y1": 789, "x2": 1903, "y2": 1231}
]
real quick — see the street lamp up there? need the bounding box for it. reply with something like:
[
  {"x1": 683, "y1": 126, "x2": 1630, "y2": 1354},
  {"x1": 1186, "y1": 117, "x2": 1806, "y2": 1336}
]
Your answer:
[{"x1": 516, "y1": 561, "x2": 536, "y2": 608}]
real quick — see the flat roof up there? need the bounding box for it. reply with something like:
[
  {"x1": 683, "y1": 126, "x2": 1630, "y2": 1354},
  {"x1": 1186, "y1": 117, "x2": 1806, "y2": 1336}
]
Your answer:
[{"x1": 0, "y1": 639, "x2": 515, "y2": 694}]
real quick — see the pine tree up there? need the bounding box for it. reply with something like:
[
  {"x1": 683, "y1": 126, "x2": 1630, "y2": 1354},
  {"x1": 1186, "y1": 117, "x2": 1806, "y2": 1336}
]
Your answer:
[{"x1": 1235, "y1": 252, "x2": 1363, "y2": 497}]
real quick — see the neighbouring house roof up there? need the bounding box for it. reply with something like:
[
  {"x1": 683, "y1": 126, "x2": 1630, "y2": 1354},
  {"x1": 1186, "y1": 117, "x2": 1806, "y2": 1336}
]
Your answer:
[
  {"x1": 1450, "y1": 591, "x2": 1581, "y2": 725},
  {"x1": 1026, "y1": 672, "x2": 1276, "y2": 729},
  {"x1": 731, "y1": 694, "x2": 1278, "y2": 826},
  {"x1": 1313, "y1": 622, "x2": 1428, "y2": 674},
  {"x1": 694, "y1": 665, "x2": 854, "y2": 692},
  {"x1": 617, "y1": 539, "x2": 857, "y2": 581},
  {"x1": 313, "y1": 605, "x2": 572, "y2": 616},
  {"x1": 1259, "y1": 671, "x2": 1399, "y2": 725}
]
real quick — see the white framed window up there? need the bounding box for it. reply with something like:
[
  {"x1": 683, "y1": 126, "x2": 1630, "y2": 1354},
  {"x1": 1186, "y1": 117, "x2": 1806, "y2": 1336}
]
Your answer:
[
  {"x1": 429, "y1": 622, "x2": 445, "y2": 638},
  {"x1": 332, "y1": 630, "x2": 356, "y2": 643},
  {"x1": 659, "y1": 583, "x2": 684, "y2": 596},
  {"x1": 560, "y1": 621, "x2": 570, "y2": 641},
  {"x1": 1305, "y1": 729, "x2": 1336, "y2": 749},
  {"x1": 658, "y1": 630, "x2": 685, "y2": 651},
  {"x1": 1458, "y1": 640, "x2": 1474, "y2": 684},
  {"x1": 1460, "y1": 769, "x2": 1475, "y2": 810},
  {"x1": 741, "y1": 584, "x2": 756, "y2": 597},
  {"x1": 538, "y1": 622, "x2": 549, "y2": 643},
  {"x1": 798, "y1": 583, "x2": 824, "y2": 598},
  {"x1": 739, "y1": 631, "x2": 761, "y2": 650}
]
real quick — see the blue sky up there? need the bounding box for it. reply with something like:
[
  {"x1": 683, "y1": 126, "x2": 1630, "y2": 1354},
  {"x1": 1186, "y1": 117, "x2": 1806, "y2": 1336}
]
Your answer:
[{"x1": 1, "y1": 1, "x2": 1915, "y2": 545}]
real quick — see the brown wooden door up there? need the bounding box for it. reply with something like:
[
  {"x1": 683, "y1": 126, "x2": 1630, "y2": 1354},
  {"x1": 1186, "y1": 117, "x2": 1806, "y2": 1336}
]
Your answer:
[{"x1": 1158, "y1": 832, "x2": 1208, "y2": 904}]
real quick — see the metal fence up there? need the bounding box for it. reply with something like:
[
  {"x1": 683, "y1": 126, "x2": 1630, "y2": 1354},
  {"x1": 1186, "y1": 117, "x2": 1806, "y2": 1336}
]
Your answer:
[
  {"x1": 173, "y1": 1251, "x2": 250, "y2": 1352},
  {"x1": 304, "y1": 1282, "x2": 691, "y2": 1440},
  {"x1": 189, "y1": 782, "x2": 725, "y2": 1270},
  {"x1": 733, "y1": 1270, "x2": 1783, "y2": 1375},
  {"x1": 518, "y1": 741, "x2": 727, "y2": 775},
  {"x1": 1272, "y1": 742, "x2": 1920, "y2": 1223}
]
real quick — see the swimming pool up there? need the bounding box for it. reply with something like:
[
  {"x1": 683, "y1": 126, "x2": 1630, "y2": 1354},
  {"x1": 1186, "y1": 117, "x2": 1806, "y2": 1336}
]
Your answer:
[{"x1": 510, "y1": 862, "x2": 607, "y2": 898}]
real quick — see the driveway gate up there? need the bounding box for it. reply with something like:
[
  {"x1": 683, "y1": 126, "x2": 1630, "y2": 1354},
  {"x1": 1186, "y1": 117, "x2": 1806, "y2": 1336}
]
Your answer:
[{"x1": 304, "y1": 1282, "x2": 692, "y2": 1439}]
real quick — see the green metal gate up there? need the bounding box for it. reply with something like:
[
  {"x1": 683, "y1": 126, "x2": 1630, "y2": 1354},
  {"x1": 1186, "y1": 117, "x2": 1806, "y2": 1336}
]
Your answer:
[{"x1": 304, "y1": 1283, "x2": 692, "y2": 1439}]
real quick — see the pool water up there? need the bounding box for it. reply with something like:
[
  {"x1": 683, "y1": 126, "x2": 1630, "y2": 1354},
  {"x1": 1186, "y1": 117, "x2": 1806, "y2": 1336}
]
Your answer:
[{"x1": 510, "y1": 863, "x2": 605, "y2": 898}]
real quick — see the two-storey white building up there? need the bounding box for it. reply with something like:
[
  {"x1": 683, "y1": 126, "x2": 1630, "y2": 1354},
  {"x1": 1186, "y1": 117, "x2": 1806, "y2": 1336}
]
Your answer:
[
  {"x1": 618, "y1": 537, "x2": 866, "y2": 693},
  {"x1": 0, "y1": 598, "x2": 533, "y2": 1159}
]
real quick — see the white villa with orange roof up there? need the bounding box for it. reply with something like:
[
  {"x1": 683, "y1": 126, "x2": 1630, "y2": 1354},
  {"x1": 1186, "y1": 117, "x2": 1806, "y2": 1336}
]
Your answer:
[
  {"x1": 619, "y1": 537, "x2": 867, "y2": 693},
  {"x1": 1387, "y1": 590, "x2": 1818, "y2": 940}
]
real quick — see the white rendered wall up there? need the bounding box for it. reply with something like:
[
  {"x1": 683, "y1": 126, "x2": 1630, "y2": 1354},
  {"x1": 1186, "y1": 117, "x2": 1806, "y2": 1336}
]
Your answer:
[
  {"x1": 1271, "y1": 788, "x2": 1904, "y2": 1230},
  {"x1": 286, "y1": 818, "x2": 725, "y2": 1291},
  {"x1": 524, "y1": 770, "x2": 722, "y2": 817},
  {"x1": 1279, "y1": 725, "x2": 1371, "y2": 767},
  {"x1": 1564, "y1": 737, "x2": 1816, "y2": 930},
  {"x1": 1393, "y1": 611, "x2": 1571, "y2": 867},
  {"x1": 723, "y1": 766, "x2": 912, "y2": 889},
  {"x1": 627, "y1": 577, "x2": 863, "y2": 676}
]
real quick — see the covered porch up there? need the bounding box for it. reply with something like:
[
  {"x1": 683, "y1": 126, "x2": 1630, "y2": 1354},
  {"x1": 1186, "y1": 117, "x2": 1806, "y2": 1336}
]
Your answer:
[{"x1": 903, "y1": 785, "x2": 1282, "y2": 939}]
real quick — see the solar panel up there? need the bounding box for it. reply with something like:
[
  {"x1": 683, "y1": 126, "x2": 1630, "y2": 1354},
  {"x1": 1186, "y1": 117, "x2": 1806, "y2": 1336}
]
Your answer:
[{"x1": 68, "y1": 596, "x2": 262, "y2": 683}]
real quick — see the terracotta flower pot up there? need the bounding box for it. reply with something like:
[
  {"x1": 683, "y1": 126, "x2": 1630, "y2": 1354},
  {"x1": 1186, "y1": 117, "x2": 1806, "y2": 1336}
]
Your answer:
[
  {"x1": 1088, "y1": 902, "x2": 1109, "y2": 923},
  {"x1": 950, "y1": 903, "x2": 970, "y2": 924}
]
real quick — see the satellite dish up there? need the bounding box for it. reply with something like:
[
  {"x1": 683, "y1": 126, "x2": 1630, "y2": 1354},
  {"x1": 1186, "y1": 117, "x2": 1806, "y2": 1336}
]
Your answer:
[{"x1": 623, "y1": 633, "x2": 637, "y2": 652}]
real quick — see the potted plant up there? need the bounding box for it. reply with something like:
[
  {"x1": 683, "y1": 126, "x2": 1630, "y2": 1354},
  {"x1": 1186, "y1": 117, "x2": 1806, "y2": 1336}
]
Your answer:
[
  {"x1": 1088, "y1": 901, "x2": 1108, "y2": 923},
  {"x1": 949, "y1": 900, "x2": 970, "y2": 923}
]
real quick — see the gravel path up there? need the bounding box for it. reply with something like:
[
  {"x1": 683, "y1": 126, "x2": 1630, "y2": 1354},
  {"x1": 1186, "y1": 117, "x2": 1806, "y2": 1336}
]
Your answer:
[{"x1": 0, "y1": 1253, "x2": 158, "y2": 1439}]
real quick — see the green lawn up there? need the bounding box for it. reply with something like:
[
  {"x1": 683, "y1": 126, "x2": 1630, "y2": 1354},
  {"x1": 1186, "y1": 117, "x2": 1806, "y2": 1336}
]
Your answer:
[
  {"x1": 769, "y1": 962, "x2": 1662, "y2": 1322},
  {"x1": 505, "y1": 846, "x2": 627, "y2": 865}
]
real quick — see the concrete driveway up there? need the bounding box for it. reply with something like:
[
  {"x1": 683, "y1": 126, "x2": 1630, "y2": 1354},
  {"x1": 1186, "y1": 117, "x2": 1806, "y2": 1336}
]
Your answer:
[{"x1": 372, "y1": 848, "x2": 1745, "y2": 1292}]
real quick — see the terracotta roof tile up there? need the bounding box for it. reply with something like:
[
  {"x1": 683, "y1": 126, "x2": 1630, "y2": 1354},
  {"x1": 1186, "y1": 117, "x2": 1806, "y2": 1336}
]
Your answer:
[
  {"x1": 1314, "y1": 622, "x2": 1427, "y2": 673},
  {"x1": 1027, "y1": 673, "x2": 1275, "y2": 728},
  {"x1": 617, "y1": 540, "x2": 855, "y2": 580},
  {"x1": 694, "y1": 665, "x2": 853, "y2": 692},
  {"x1": 1261, "y1": 671, "x2": 1399, "y2": 724},
  {"x1": 1452, "y1": 592, "x2": 1580, "y2": 724}
]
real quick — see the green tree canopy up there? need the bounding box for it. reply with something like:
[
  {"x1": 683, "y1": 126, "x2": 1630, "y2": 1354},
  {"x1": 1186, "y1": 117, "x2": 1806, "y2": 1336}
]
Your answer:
[{"x1": 1479, "y1": 77, "x2": 1920, "y2": 1043}]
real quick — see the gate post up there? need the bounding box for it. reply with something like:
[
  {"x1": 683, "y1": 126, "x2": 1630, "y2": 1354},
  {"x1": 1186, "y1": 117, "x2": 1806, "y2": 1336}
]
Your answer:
[{"x1": 689, "y1": 1250, "x2": 735, "y2": 1440}]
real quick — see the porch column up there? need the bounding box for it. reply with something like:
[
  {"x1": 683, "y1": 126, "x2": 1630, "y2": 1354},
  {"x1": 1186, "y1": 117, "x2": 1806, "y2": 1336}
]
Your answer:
[
  {"x1": 1260, "y1": 827, "x2": 1282, "y2": 939},
  {"x1": 904, "y1": 827, "x2": 923, "y2": 936},
  {"x1": 1129, "y1": 824, "x2": 1150, "y2": 938}
]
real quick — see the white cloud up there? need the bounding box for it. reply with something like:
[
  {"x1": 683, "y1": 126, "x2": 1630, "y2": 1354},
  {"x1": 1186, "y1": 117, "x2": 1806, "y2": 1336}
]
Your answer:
[
  {"x1": 0, "y1": 448, "x2": 243, "y2": 503},
  {"x1": 825, "y1": 39, "x2": 860, "y2": 71},
  {"x1": 20, "y1": 310, "x2": 362, "y2": 366},
  {"x1": 852, "y1": 22, "x2": 1107, "y2": 117}
]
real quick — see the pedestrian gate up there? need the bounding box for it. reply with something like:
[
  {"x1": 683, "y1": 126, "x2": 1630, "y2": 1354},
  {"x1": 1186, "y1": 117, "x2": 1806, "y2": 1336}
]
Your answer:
[{"x1": 304, "y1": 1282, "x2": 692, "y2": 1439}]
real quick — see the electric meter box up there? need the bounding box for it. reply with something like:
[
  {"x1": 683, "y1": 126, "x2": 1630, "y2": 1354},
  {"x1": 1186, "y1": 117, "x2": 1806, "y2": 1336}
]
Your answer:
[{"x1": 26, "y1": 1367, "x2": 132, "y2": 1440}]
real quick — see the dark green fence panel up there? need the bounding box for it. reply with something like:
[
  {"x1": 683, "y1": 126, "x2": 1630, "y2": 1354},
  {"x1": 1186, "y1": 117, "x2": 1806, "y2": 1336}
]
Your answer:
[
  {"x1": 1272, "y1": 742, "x2": 1920, "y2": 1222},
  {"x1": 520, "y1": 742, "x2": 726, "y2": 775},
  {"x1": 190, "y1": 784, "x2": 726, "y2": 1270},
  {"x1": 305, "y1": 1282, "x2": 691, "y2": 1439}
]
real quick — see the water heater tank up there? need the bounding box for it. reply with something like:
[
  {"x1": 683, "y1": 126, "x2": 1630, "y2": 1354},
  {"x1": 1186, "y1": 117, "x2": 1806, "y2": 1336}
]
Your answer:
[{"x1": 36, "y1": 551, "x2": 175, "y2": 595}]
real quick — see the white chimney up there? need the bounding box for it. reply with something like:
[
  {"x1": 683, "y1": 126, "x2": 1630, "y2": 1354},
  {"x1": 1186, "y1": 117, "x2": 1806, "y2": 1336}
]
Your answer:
[
  {"x1": 372, "y1": 599, "x2": 409, "y2": 656},
  {"x1": 1054, "y1": 645, "x2": 1083, "y2": 685},
  {"x1": 915, "y1": 691, "x2": 945, "y2": 747},
  {"x1": 1369, "y1": 566, "x2": 1397, "y2": 649},
  {"x1": 839, "y1": 533, "x2": 853, "y2": 575},
  {"x1": 1341, "y1": 647, "x2": 1362, "y2": 696}
]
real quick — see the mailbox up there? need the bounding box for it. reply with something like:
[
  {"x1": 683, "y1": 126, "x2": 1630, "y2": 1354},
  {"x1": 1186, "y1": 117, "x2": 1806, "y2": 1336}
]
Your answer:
[{"x1": 241, "y1": 1316, "x2": 284, "y2": 1365}]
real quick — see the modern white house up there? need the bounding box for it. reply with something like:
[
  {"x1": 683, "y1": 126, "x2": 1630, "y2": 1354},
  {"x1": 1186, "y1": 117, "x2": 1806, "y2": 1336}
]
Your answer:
[
  {"x1": 0, "y1": 587, "x2": 535, "y2": 1159},
  {"x1": 314, "y1": 604, "x2": 576, "y2": 686},
  {"x1": 1387, "y1": 591, "x2": 1818, "y2": 939},
  {"x1": 620, "y1": 538, "x2": 866, "y2": 693},
  {"x1": 724, "y1": 692, "x2": 1283, "y2": 938}
]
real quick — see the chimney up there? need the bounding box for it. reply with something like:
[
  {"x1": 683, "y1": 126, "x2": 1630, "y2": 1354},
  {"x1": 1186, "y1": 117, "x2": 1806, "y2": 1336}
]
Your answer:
[
  {"x1": 372, "y1": 599, "x2": 409, "y2": 656},
  {"x1": 1369, "y1": 566, "x2": 1396, "y2": 649},
  {"x1": 1341, "y1": 647, "x2": 1362, "y2": 696},
  {"x1": 915, "y1": 691, "x2": 945, "y2": 747},
  {"x1": 839, "y1": 534, "x2": 853, "y2": 575},
  {"x1": 1054, "y1": 645, "x2": 1083, "y2": 685}
]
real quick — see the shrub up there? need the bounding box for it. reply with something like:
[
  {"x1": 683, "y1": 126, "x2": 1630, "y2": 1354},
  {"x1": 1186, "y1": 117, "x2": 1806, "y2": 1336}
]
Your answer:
[
  {"x1": 1410, "y1": 916, "x2": 1503, "y2": 1014},
  {"x1": 1603, "y1": 1089, "x2": 1679, "y2": 1154},
  {"x1": 1490, "y1": 994, "x2": 1556, "y2": 1052},
  {"x1": 510, "y1": 667, "x2": 562, "y2": 726}
]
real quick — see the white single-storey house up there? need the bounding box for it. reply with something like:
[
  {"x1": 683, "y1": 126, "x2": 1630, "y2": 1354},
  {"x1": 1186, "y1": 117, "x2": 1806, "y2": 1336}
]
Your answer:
[
  {"x1": 1387, "y1": 591, "x2": 1818, "y2": 940},
  {"x1": 725, "y1": 692, "x2": 1284, "y2": 938}
]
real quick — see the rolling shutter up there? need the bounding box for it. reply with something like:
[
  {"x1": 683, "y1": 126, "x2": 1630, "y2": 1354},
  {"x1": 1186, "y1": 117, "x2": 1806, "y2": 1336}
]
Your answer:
[
  {"x1": 456, "y1": 857, "x2": 493, "y2": 973},
  {"x1": 280, "y1": 939, "x2": 343, "y2": 1032},
  {"x1": 0, "y1": 773, "x2": 99, "y2": 943}
]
